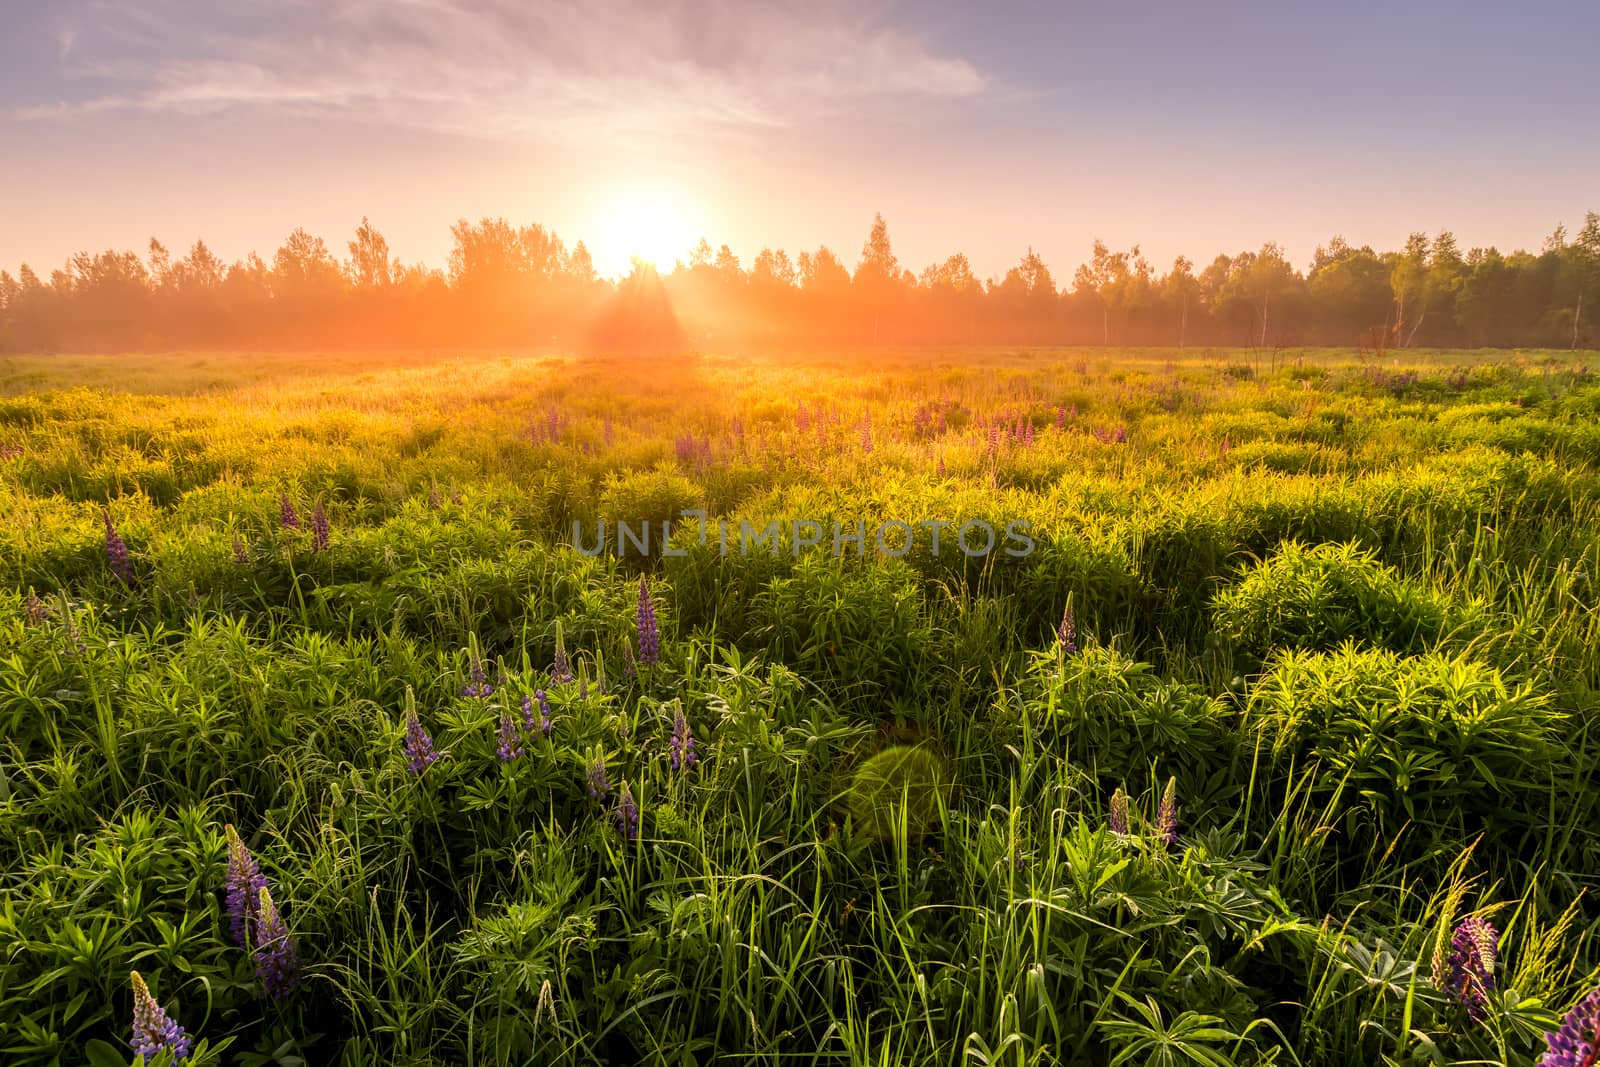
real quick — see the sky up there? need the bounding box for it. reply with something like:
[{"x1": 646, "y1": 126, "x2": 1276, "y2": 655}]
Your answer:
[{"x1": 2, "y1": 0, "x2": 1598, "y2": 281}]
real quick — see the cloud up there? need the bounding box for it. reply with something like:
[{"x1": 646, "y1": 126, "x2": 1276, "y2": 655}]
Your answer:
[{"x1": 15, "y1": 0, "x2": 985, "y2": 142}]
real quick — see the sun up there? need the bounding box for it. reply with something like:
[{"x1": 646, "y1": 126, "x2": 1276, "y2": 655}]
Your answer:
[{"x1": 583, "y1": 181, "x2": 700, "y2": 279}]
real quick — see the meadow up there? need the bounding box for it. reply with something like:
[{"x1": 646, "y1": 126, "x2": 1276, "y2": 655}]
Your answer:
[{"x1": 3, "y1": 344, "x2": 1600, "y2": 1066}]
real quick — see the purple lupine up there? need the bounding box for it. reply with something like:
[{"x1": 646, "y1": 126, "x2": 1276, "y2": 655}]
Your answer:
[
  {"x1": 1058, "y1": 605, "x2": 1077, "y2": 654},
  {"x1": 636, "y1": 578, "x2": 660, "y2": 668},
  {"x1": 615, "y1": 781, "x2": 640, "y2": 842},
  {"x1": 252, "y1": 885, "x2": 299, "y2": 1000},
  {"x1": 670, "y1": 706, "x2": 698, "y2": 772},
  {"x1": 622, "y1": 641, "x2": 637, "y2": 679},
  {"x1": 1108, "y1": 787, "x2": 1130, "y2": 835},
  {"x1": 1539, "y1": 985, "x2": 1600, "y2": 1067},
  {"x1": 232, "y1": 534, "x2": 249, "y2": 565},
  {"x1": 496, "y1": 709, "x2": 524, "y2": 763},
  {"x1": 797, "y1": 402, "x2": 809, "y2": 432},
  {"x1": 1114, "y1": 426, "x2": 1128, "y2": 444},
  {"x1": 520, "y1": 693, "x2": 537, "y2": 734},
  {"x1": 462, "y1": 651, "x2": 493, "y2": 699},
  {"x1": 279, "y1": 495, "x2": 300, "y2": 530},
  {"x1": 586, "y1": 755, "x2": 609, "y2": 800},
  {"x1": 24, "y1": 591, "x2": 48, "y2": 625},
  {"x1": 552, "y1": 642, "x2": 573, "y2": 685},
  {"x1": 103, "y1": 511, "x2": 134, "y2": 585},
  {"x1": 1434, "y1": 916, "x2": 1497, "y2": 1021},
  {"x1": 536, "y1": 689, "x2": 552, "y2": 736},
  {"x1": 311, "y1": 503, "x2": 330, "y2": 552},
  {"x1": 224, "y1": 824, "x2": 269, "y2": 948},
  {"x1": 987, "y1": 423, "x2": 999, "y2": 455},
  {"x1": 130, "y1": 971, "x2": 191, "y2": 1063},
  {"x1": 404, "y1": 708, "x2": 439, "y2": 774},
  {"x1": 861, "y1": 423, "x2": 873, "y2": 454},
  {"x1": 604, "y1": 415, "x2": 615, "y2": 447},
  {"x1": 62, "y1": 604, "x2": 86, "y2": 656},
  {"x1": 1156, "y1": 777, "x2": 1178, "y2": 846},
  {"x1": 428, "y1": 485, "x2": 443, "y2": 509},
  {"x1": 1055, "y1": 404, "x2": 1066, "y2": 430}
]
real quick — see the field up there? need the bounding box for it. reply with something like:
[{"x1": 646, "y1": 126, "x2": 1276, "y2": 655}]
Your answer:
[{"x1": 4, "y1": 345, "x2": 1600, "y2": 1066}]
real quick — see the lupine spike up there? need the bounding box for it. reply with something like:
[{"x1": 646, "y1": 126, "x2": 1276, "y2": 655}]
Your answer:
[
  {"x1": 496, "y1": 708, "x2": 524, "y2": 763},
  {"x1": 671, "y1": 706, "x2": 698, "y2": 772},
  {"x1": 311, "y1": 502, "x2": 330, "y2": 552},
  {"x1": 1156, "y1": 777, "x2": 1178, "y2": 846},
  {"x1": 520, "y1": 693, "x2": 537, "y2": 734},
  {"x1": 104, "y1": 511, "x2": 134, "y2": 585},
  {"x1": 24, "y1": 590, "x2": 48, "y2": 625},
  {"x1": 252, "y1": 885, "x2": 300, "y2": 1000},
  {"x1": 462, "y1": 647, "x2": 493, "y2": 699},
  {"x1": 1434, "y1": 916, "x2": 1497, "y2": 1021},
  {"x1": 224, "y1": 824, "x2": 269, "y2": 948},
  {"x1": 636, "y1": 578, "x2": 660, "y2": 668},
  {"x1": 1539, "y1": 984, "x2": 1600, "y2": 1067},
  {"x1": 1108, "y1": 787, "x2": 1130, "y2": 835},
  {"x1": 279, "y1": 495, "x2": 299, "y2": 530},
  {"x1": 586, "y1": 754, "x2": 609, "y2": 800},
  {"x1": 1058, "y1": 604, "x2": 1077, "y2": 653},
  {"x1": 615, "y1": 780, "x2": 640, "y2": 841},
  {"x1": 552, "y1": 625, "x2": 573, "y2": 684},
  {"x1": 403, "y1": 694, "x2": 439, "y2": 774},
  {"x1": 536, "y1": 689, "x2": 552, "y2": 736},
  {"x1": 130, "y1": 971, "x2": 192, "y2": 1063}
]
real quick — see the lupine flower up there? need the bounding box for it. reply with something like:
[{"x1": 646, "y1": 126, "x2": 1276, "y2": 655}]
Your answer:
[
  {"x1": 61, "y1": 601, "x2": 86, "y2": 656},
  {"x1": 797, "y1": 402, "x2": 809, "y2": 432},
  {"x1": 104, "y1": 511, "x2": 134, "y2": 585},
  {"x1": 311, "y1": 503, "x2": 330, "y2": 552},
  {"x1": 615, "y1": 781, "x2": 640, "y2": 842},
  {"x1": 636, "y1": 578, "x2": 660, "y2": 668},
  {"x1": 536, "y1": 689, "x2": 552, "y2": 736},
  {"x1": 496, "y1": 709, "x2": 524, "y2": 763},
  {"x1": 861, "y1": 424, "x2": 873, "y2": 453},
  {"x1": 279, "y1": 495, "x2": 299, "y2": 530},
  {"x1": 1539, "y1": 985, "x2": 1600, "y2": 1067},
  {"x1": 604, "y1": 415, "x2": 615, "y2": 446},
  {"x1": 231, "y1": 535, "x2": 249, "y2": 565},
  {"x1": 937, "y1": 455, "x2": 946, "y2": 478},
  {"x1": 1156, "y1": 777, "x2": 1179, "y2": 846},
  {"x1": 622, "y1": 641, "x2": 637, "y2": 678},
  {"x1": 130, "y1": 971, "x2": 191, "y2": 1063},
  {"x1": 1055, "y1": 404, "x2": 1066, "y2": 430},
  {"x1": 1433, "y1": 915, "x2": 1497, "y2": 1021},
  {"x1": 552, "y1": 641, "x2": 573, "y2": 685},
  {"x1": 1058, "y1": 605, "x2": 1077, "y2": 653},
  {"x1": 428, "y1": 485, "x2": 443, "y2": 509},
  {"x1": 462, "y1": 652, "x2": 493, "y2": 699},
  {"x1": 586, "y1": 755, "x2": 609, "y2": 800},
  {"x1": 252, "y1": 885, "x2": 299, "y2": 1000},
  {"x1": 1108, "y1": 787, "x2": 1130, "y2": 835},
  {"x1": 404, "y1": 706, "x2": 439, "y2": 774},
  {"x1": 520, "y1": 693, "x2": 537, "y2": 734},
  {"x1": 1114, "y1": 426, "x2": 1128, "y2": 444},
  {"x1": 224, "y1": 824, "x2": 269, "y2": 948},
  {"x1": 24, "y1": 591, "x2": 48, "y2": 625},
  {"x1": 670, "y1": 706, "x2": 698, "y2": 772}
]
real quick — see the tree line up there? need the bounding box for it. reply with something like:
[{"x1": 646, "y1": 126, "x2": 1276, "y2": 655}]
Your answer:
[{"x1": 2, "y1": 211, "x2": 1597, "y2": 353}]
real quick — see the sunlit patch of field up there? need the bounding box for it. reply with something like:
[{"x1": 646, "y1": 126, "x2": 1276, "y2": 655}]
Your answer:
[{"x1": 2, "y1": 345, "x2": 1599, "y2": 1066}]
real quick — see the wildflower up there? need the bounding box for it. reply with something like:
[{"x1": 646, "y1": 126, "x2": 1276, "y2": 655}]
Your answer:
[
  {"x1": 1058, "y1": 604, "x2": 1077, "y2": 653},
  {"x1": 1156, "y1": 777, "x2": 1178, "y2": 846},
  {"x1": 428, "y1": 485, "x2": 443, "y2": 509},
  {"x1": 104, "y1": 511, "x2": 134, "y2": 585},
  {"x1": 23, "y1": 590, "x2": 48, "y2": 625},
  {"x1": 61, "y1": 599, "x2": 86, "y2": 656},
  {"x1": 670, "y1": 706, "x2": 698, "y2": 772},
  {"x1": 937, "y1": 455, "x2": 946, "y2": 478},
  {"x1": 1114, "y1": 426, "x2": 1127, "y2": 444},
  {"x1": 1434, "y1": 915, "x2": 1497, "y2": 1021},
  {"x1": 536, "y1": 690, "x2": 552, "y2": 736},
  {"x1": 615, "y1": 781, "x2": 640, "y2": 841},
  {"x1": 797, "y1": 402, "x2": 809, "y2": 432},
  {"x1": 1055, "y1": 404, "x2": 1066, "y2": 430},
  {"x1": 223, "y1": 824, "x2": 269, "y2": 948},
  {"x1": 404, "y1": 706, "x2": 439, "y2": 774},
  {"x1": 462, "y1": 651, "x2": 493, "y2": 699},
  {"x1": 1539, "y1": 985, "x2": 1600, "y2": 1067},
  {"x1": 252, "y1": 886, "x2": 299, "y2": 999},
  {"x1": 552, "y1": 637, "x2": 573, "y2": 685},
  {"x1": 1108, "y1": 787, "x2": 1130, "y2": 835},
  {"x1": 861, "y1": 423, "x2": 873, "y2": 453},
  {"x1": 279, "y1": 495, "x2": 299, "y2": 530},
  {"x1": 232, "y1": 535, "x2": 249, "y2": 565},
  {"x1": 311, "y1": 503, "x2": 330, "y2": 552},
  {"x1": 586, "y1": 754, "x2": 609, "y2": 800},
  {"x1": 622, "y1": 640, "x2": 637, "y2": 678},
  {"x1": 130, "y1": 971, "x2": 191, "y2": 1063},
  {"x1": 636, "y1": 578, "x2": 660, "y2": 668},
  {"x1": 496, "y1": 709, "x2": 524, "y2": 763},
  {"x1": 604, "y1": 415, "x2": 615, "y2": 446}
]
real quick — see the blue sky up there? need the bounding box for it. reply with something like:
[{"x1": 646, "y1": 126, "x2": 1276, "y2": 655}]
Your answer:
[{"x1": 3, "y1": 0, "x2": 1597, "y2": 280}]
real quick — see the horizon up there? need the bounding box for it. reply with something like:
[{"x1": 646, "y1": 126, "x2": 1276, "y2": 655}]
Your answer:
[{"x1": 4, "y1": 1, "x2": 1599, "y2": 280}]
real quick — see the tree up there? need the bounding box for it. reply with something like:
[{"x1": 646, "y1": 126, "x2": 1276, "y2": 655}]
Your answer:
[
  {"x1": 347, "y1": 217, "x2": 393, "y2": 289},
  {"x1": 1162, "y1": 256, "x2": 1198, "y2": 347}
]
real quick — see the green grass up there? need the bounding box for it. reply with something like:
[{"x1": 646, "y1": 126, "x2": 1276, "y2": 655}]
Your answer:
[{"x1": 1, "y1": 345, "x2": 1599, "y2": 1066}]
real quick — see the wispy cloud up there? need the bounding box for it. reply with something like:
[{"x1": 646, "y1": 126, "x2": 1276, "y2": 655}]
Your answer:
[{"x1": 16, "y1": 0, "x2": 985, "y2": 142}]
